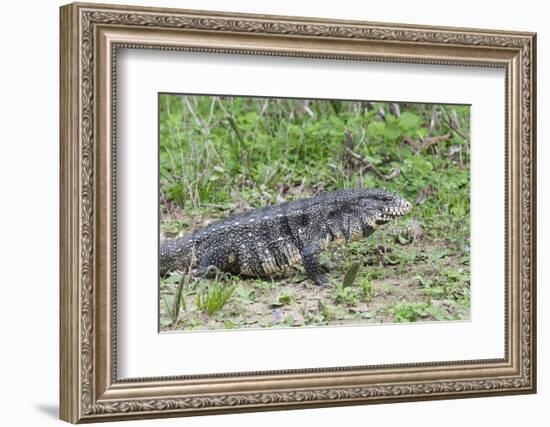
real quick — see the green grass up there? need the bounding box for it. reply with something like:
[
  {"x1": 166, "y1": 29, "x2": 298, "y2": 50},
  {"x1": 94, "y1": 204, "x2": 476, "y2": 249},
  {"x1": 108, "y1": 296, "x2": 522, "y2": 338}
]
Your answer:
[
  {"x1": 158, "y1": 95, "x2": 471, "y2": 331},
  {"x1": 195, "y1": 283, "x2": 236, "y2": 316}
]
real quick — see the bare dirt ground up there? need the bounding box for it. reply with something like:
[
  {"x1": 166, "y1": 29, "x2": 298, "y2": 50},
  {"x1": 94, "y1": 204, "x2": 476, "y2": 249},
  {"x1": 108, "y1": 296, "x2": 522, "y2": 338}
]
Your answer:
[{"x1": 160, "y1": 235, "x2": 470, "y2": 332}]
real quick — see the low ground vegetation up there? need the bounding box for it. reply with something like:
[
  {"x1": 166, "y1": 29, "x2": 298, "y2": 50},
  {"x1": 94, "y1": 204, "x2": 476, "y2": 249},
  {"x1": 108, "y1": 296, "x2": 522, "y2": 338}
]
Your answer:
[{"x1": 159, "y1": 95, "x2": 470, "y2": 331}]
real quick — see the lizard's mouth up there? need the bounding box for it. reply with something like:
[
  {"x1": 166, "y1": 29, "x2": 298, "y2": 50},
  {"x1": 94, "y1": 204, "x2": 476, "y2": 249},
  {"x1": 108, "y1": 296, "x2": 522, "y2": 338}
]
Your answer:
[{"x1": 377, "y1": 198, "x2": 412, "y2": 222}]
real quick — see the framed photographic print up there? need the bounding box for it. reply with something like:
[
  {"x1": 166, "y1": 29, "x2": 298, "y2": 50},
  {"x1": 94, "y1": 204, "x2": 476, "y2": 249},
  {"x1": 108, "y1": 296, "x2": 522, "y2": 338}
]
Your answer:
[{"x1": 59, "y1": 2, "x2": 537, "y2": 423}]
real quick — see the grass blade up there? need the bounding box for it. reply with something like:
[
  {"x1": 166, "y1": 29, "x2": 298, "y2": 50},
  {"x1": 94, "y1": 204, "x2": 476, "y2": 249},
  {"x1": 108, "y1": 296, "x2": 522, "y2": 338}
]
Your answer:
[{"x1": 342, "y1": 262, "x2": 360, "y2": 287}]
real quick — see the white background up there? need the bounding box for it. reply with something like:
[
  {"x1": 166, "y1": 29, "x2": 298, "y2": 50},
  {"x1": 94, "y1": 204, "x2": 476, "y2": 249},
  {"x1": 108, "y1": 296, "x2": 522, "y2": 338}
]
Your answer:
[
  {"x1": 118, "y1": 50, "x2": 504, "y2": 377},
  {"x1": 0, "y1": 0, "x2": 546, "y2": 426}
]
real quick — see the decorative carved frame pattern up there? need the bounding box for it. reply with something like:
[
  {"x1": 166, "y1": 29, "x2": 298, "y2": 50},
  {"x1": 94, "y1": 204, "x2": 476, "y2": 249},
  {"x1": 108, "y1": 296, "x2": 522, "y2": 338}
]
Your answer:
[{"x1": 60, "y1": 2, "x2": 536, "y2": 423}]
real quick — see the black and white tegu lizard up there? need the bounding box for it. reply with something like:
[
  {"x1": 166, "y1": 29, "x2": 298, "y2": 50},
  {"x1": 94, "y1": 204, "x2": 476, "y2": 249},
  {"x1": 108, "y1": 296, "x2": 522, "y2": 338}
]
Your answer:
[{"x1": 160, "y1": 188, "x2": 411, "y2": 285}]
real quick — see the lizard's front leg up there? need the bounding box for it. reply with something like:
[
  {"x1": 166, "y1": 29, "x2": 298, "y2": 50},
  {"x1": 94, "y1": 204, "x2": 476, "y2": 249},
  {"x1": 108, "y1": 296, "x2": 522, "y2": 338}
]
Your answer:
[
  {"x1": 194, "y1": 244, "x2": 235, "y2": 278},
  {"x1": 301, "y1": 241, "x2": 329, "y2": 286}
]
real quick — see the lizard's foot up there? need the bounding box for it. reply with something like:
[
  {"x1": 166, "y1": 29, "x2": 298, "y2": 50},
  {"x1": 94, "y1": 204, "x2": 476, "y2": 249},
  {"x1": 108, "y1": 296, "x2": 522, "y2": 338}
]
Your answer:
[
  {"x1": 195, "y1": 265, "x2": 222, "y2": 279},
  {"x1": 312, "y1": 273, "x2": 330, "y2": 286}
]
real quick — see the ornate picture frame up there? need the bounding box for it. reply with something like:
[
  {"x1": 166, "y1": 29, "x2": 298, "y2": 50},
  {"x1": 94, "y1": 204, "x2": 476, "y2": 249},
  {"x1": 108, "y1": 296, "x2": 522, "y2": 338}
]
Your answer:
[{"x1": 60, "y1": 2, "x2": 536, "y2": 423}]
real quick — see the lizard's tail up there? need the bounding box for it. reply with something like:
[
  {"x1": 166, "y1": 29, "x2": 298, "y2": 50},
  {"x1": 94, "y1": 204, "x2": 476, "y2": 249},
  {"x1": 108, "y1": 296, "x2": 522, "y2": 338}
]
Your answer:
[{"x1": 159, "y1": 235, "x2": 195, "y2": 277}]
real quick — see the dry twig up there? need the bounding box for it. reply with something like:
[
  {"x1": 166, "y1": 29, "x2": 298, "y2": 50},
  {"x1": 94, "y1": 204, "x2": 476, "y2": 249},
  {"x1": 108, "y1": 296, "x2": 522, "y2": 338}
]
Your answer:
[{"x1": 345, "y1": 148, "x2": 401, "y2": 180}]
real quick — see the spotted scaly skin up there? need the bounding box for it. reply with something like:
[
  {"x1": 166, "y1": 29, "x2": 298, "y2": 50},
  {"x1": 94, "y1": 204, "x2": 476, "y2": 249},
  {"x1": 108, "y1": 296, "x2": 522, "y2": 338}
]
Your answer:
[{"x1": 160, "y1": 189, "x2": 411, "y2": 285}]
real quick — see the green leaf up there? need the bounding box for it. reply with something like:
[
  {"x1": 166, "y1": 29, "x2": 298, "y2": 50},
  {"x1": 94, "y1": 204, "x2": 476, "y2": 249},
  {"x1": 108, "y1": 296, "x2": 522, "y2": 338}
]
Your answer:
[
  {"x1": 363, "y1": 154, "x2": 382, "y2": 165},
  {"x1": 398, "y1": 112, "x2": 421, "y2": 131},
  {"x1": 367, "y1": 121, "x2": 385, "y2": 139},
  {"x1": 383, "y1": 123, "x2": 402, "y2": 142},
  {"x1": 342, "y1": 262, "x2": 361, "y2": 288},
  {"x1": 163, "y1": 273, "x2": 183, "y2": 284},
  {"x1": 431, "y1": 249, "x2": 450, "y2": 259}
]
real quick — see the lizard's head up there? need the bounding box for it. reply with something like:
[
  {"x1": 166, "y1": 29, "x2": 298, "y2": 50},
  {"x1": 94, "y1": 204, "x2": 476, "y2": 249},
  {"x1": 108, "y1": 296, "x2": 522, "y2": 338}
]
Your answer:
[{"x1": 358, "y1": 189, "x2": 412, "y2": 228}]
